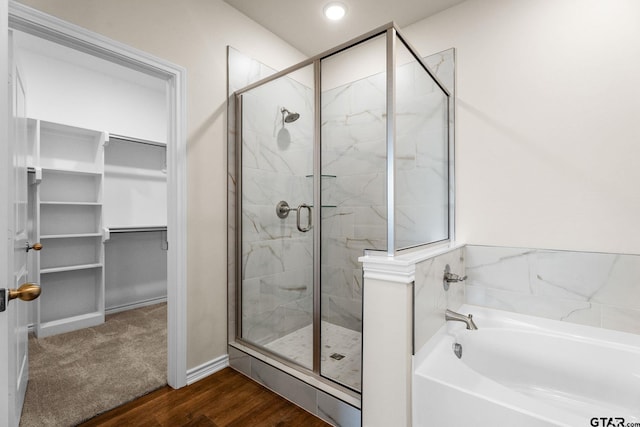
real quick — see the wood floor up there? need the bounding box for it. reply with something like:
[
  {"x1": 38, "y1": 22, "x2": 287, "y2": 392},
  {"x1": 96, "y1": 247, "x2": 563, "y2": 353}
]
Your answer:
[{"x1": 79, "y1": 368, "x2": 330, "y2": 426}]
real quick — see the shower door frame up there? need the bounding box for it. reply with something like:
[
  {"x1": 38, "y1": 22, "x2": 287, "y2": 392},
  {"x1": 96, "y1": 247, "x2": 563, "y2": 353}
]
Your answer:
[{"x1": 232, "y1": 21, "x2": 452, "y2": 393}]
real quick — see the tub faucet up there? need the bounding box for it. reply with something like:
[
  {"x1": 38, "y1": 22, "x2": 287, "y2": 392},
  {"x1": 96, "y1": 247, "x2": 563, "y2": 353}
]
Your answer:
[{"x1": 445, "y1": 309, "x2": 478, "y2": 330}]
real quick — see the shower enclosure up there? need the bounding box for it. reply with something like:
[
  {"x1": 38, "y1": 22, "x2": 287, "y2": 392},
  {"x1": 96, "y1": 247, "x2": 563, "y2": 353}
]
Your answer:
[{"x1": 231, "y1": 23, "x2": 452, "y2": 394}]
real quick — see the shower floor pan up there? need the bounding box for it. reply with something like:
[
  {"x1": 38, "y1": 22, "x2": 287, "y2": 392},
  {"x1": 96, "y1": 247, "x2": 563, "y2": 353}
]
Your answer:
[{"x1": 264, "y1": 321, "x2": 361, "y2": 390}]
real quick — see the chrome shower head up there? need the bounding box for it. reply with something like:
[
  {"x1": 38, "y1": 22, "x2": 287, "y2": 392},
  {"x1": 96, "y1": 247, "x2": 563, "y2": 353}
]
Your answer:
[{"x1": 281, "y1": 107, "x2": 300, "y2": 123}]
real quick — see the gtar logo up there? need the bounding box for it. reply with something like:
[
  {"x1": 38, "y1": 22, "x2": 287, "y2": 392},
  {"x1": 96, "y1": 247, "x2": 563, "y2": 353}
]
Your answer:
[{"x1": 590, "y1": 418, "x2": 625, "y2": 427}]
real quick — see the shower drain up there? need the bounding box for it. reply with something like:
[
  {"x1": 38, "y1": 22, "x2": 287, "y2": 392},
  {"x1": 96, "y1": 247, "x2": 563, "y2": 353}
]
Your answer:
[{"x1": 330, "y1": 353, "x2": 345, "y2": 360}]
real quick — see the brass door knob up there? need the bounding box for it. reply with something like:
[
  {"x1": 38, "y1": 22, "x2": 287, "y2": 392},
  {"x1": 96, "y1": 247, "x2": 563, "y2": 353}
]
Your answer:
[
  {"x1": 26, "y1": 242, "x2": 43, "y2": 252},
  {"x1": 8, "y1": 283, "x2": 41, "y2": 302}
]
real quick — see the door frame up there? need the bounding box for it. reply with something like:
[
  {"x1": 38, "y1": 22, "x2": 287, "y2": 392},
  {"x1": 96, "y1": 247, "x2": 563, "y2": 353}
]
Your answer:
[
  {"x1": 1, "y1": 0, "x2": 13, "y2": 423},
  {"x1": 7, "y1": 1, "x2": 188, "y2": 389}
]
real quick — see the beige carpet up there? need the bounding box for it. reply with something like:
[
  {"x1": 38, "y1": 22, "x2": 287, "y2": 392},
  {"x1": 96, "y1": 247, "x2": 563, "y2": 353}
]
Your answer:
[{"x1": 20, "y1": 303, "x2": 167, "y2": 427}]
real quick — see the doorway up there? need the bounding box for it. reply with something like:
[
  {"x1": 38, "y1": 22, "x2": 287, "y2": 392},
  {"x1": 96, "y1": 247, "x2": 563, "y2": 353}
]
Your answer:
[{"x1": 4, "y1": 2, "x2": 187, "y2": 425}]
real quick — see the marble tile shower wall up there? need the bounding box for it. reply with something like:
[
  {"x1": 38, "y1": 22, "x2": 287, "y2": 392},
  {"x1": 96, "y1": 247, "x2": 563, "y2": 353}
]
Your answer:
[
  {"x1": 320, "y1": 49, "x2": 455, "y2": 331},
  {"x1": 229, "y1": 47, "x2": 456, "y2": 340},
  {"x1": 395, "y1": 60, "x2": 449, "y2": 249},
  {"x1": 465, "y1": 245, "x2": 640, "y2": 335},
  {"x1": 241, "y1": 76, "x2": 315, "y2": 344},
  {"x1": 227, "y1": 47, "x2": 279, "y2": 343},
  {"x1": 413, "y1": 247, "x2": 465, "y2": 353},
  {"x1": 321, "y1": 72, "x2": 387, "y2": 332}
]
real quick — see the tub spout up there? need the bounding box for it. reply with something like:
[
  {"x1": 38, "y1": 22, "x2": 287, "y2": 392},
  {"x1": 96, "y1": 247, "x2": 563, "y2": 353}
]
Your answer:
[{"x1": 445, "y1": 309, "x2": 478, "y2": 330}]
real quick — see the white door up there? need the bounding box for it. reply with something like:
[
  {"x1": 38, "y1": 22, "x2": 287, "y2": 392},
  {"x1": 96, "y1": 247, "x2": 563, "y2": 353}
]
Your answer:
[{"x1": 0, "y1": 29, "x2": 37, "y2": 427}]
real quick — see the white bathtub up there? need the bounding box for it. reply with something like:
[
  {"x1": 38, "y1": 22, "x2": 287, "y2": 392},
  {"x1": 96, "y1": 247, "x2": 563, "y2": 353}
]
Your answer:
[{"x1": 413, "y1": 305, "x2": 640, "y2": 426}]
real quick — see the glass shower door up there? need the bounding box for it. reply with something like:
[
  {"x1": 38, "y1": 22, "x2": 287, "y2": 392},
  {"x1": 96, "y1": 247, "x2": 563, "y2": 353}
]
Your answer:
[
  {"x1": 238, "y1": 65, "x2": 315, "y2": 369},
  {"x1": 319, "y1": 34, "x2": 388, "y2": 391}
]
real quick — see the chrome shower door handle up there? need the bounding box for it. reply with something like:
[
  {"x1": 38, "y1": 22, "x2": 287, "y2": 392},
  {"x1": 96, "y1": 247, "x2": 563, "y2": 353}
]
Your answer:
[{"x1": 296, "y1": 204, "x2": 312, "y2": 232}]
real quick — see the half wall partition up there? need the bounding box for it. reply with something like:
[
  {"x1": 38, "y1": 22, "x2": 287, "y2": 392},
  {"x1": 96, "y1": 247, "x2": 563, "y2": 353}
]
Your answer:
[{"x1": 231, "y1": 23, "x2": 452, "y2": 396}]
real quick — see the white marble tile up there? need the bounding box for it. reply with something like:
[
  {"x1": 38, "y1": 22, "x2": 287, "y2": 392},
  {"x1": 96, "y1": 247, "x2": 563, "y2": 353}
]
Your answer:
[
  {"x1": 465, "y1": 246, "x2": 535, "y2": 294},
  {"x1": 251, "y1": 357, "x2": 317, "y2": 413},
  {"x1": 466, "y1": 245, "x2": 640, "y2": 336},
  {"x1": 333, "y1": 173, "x2": 386, "y2": 207},
  {"x1": 321, "y1": 266, "x2": 361, "y2": 300},
  {"x1": 243, "y1": 239, "x2": 312, "y2": 283},
  {"x1": 321, "y1": 207, "x2": 355, "y2": 239},
  {"x1": 322, "y1": 236, "x2": 368, "y2": 270},
  {"x1": 264, "y1": 322, "x2": 362, "y2": 391},
  {"x1": 229, "y1": 48, "x2": 279, "y2": 342},
  {"x1": 228, "y1": 345, "x2": 252, "y2": 377},
  {"x1": 349, "y1": 72, "x2": 386, "y2": 113},
  {"x1": 423, "y1": 48, "x2": 455, "y2": 95},
  {"x1": 232, "y1": 46, "x2": 456, "y2": 400},
  {"x1": 414, "y1": 247, "x2": 465, "y2": 352},
  {"x1": 242, "y1": 294, "x2": 312, "y2": 345},
  {"x1": 414, "y1": 258, "x2": 446, "y2": 350},
  {"x1": 322, "y1": 294, "x2": 362, "y2": 331},
  {"x1": 353, "y1": 224, "x2": 387, "y2": 243},
  {"x1": 465, "y1": 285, "x2": 601, "y2": 327},
  {"x1": 592, "y1": 254, "x2": 640, "y2": 310},
  {"x1": 351, "y1": 205, "x2": 387, "y2": 228},
  {"x1": 601, "y1": 305, "x2": 640, "y2": 335},
  {"x1": 317, "y1": 390, "x2": 361, "y2": 427},
  {"x1": 322, "y1": 141, "x2": 386, "y2": 177},
  {"x1": 321, "y1": 111, "x2": 386, "y2": 151},
  {"x1": 395, "y1": 202, "x2": 448, "y2": 249},
  {"x1": 228, "y1": 47, "x2": 277, "y2": 94},
  {"x1": 532, "y1": 250, "x2": 617, "y2": 300},
  {"x1": 242, "y1": 205, "x2": 294, "y2": 244}
]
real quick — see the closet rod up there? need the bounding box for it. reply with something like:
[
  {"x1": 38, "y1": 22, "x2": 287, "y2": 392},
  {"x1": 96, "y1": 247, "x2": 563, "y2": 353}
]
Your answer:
[
  {"x1": 108, "y1": 226, "x2": 167, "y2": 233},
  {"x1": 109, "y1": 134, "x2": 166, "y2": 148}
]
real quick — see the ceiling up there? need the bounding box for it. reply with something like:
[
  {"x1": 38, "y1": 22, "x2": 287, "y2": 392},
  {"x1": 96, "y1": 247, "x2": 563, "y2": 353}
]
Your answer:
[{"x1": 223, "y1": 0, "x2": 465, "y2": 56}]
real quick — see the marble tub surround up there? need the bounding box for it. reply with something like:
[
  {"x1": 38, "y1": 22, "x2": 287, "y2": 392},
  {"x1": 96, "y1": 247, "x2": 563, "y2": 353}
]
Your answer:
[
  {"x1": 414, "y1": 246, "x2": 465, "y2": 352},
  {"x1": 465, "y1": 245, "x2": 640, "y2": 335}
]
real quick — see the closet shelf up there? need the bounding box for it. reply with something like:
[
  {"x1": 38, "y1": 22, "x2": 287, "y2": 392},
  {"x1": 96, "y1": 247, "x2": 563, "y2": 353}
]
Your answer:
[
  {"x1": 41, "y1": 263, "x2": 103, "y2": 274},
  {"x1": 107, "y1": 225, "x2": 167, "y2": 233},
  {"x1": 40, "y1": 201, "x2": 102, "y2": 206},
  {"x1": 104, "y1": 166, "x2": 166, "y2": 178},
  {"x1": 41, "y1": 233, "x2": 103, "y2": 239},
  {"x1": 40, "y1": 167, "x2": 102, "y2": 176},
  {"x1": 108, "y1": 134, "x2": 166, "y2": 148}
]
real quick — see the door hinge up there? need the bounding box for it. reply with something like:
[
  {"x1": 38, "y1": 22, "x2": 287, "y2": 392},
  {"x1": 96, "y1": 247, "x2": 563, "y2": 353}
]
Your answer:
[{"x1": 0, "y1": 289, "x2": 6, "y2": 312}]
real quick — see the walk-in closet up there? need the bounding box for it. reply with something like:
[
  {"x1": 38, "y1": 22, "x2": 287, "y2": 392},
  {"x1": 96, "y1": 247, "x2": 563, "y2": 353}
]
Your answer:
[{"x1": 14, "y1": 28, "x2": 170, "y2": 424}]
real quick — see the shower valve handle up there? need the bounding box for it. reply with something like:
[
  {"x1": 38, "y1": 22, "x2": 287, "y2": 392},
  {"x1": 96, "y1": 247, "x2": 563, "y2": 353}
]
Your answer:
[{"x1": 276, "y1": 200, "x2": 292, "y2": 219}]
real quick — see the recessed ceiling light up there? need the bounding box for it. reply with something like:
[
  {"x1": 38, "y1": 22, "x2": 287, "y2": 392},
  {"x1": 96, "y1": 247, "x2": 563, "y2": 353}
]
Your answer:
[{"x1": 323, "y1": 2, "x2": 347, "y2": 21}]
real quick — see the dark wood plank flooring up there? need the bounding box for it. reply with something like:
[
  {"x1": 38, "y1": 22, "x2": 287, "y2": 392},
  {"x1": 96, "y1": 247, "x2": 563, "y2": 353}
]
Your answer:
[{"x1": 80, "y1": 368, "x2": 330, "y2": 426}]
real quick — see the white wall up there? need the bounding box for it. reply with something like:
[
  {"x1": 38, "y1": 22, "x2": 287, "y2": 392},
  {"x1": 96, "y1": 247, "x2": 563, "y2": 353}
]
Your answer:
[
  {"x1": 17, "y1": 0, "x2": 306, "y2": 369},
  {"x1": 15, "y1": 32, "x2": 167, "y2": 143},
  {"x1": 405, "y1": 0, "x2": 640, "y2": 254}
]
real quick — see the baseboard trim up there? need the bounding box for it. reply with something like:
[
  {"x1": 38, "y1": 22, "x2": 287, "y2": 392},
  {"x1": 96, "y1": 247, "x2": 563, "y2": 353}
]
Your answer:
[
  {"x1": 186, "y1": 354, "x2": 229, "y2": 385},
  {"x1": 105, "y1": 297, "x2": 167, "y2": 315}
]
